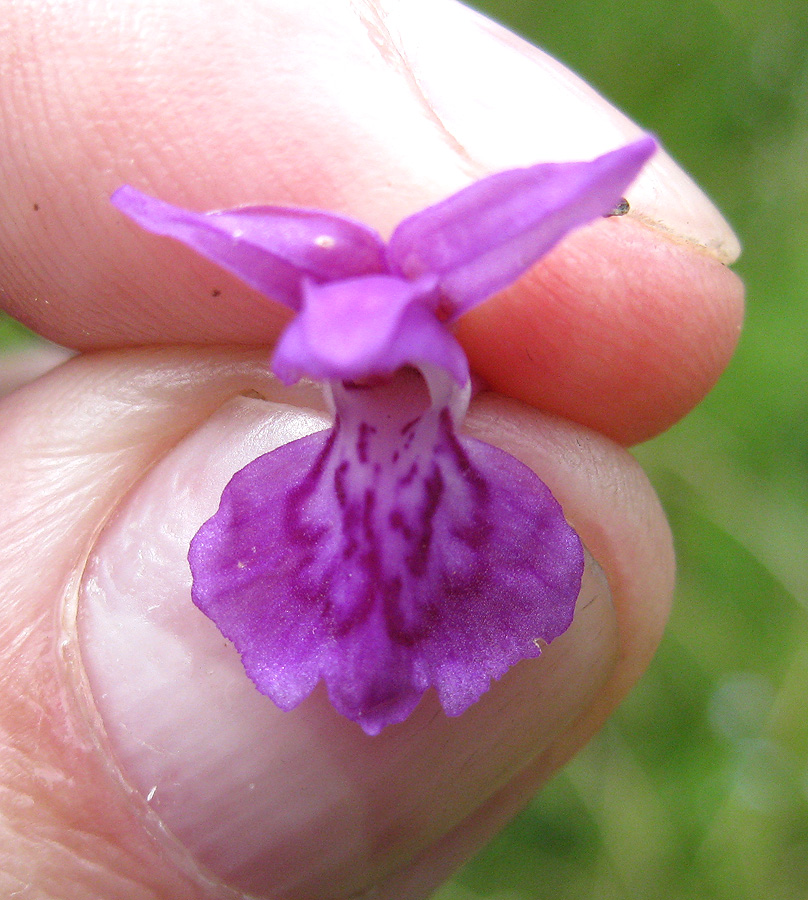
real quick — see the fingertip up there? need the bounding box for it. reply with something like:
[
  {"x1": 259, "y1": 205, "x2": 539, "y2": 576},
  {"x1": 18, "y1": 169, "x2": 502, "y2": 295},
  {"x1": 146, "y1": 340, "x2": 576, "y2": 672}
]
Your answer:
[
  {"x1": 1, "y1": 0, "x2": 743, "y2": 442},
  {"x1": 458, "y1": 217, "x2": 745, "y2": 445}
]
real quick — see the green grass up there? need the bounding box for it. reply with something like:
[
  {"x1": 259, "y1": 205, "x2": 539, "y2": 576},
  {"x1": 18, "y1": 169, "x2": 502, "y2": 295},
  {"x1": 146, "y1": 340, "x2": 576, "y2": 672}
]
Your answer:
[
  {"x1": 0, "y1": 314, "x2": 36, "y2": 348},
  {"x1": 436, "y1": 2, "x2": 808, "y2": 898}
]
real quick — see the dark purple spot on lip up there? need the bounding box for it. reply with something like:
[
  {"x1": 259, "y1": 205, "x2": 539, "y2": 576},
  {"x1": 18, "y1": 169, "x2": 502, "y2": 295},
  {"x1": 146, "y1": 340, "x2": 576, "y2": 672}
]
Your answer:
[
  {"x1": 333, "y1": 460, "x2": 350, "y2": 508},
  {"x1": 398, "y1": 461, "x2": 418, "y2": 489},
  {"x1": 405, "y1": 462, "x2": 444, "y2": 578},
  {"x1": 361, "y1": 487, "x2": 377, "y2": 540},
  {"x1": 356, "y1": 421, "x2": 376, "y2": 464},
  {"x1": 388, "y1": 508, "x2": 412, "y2": 540},
  {"x1": 331, "y1": 577, "x2": 375, "y2": 635},
  {"x1": 400, "y1": 418, "x2": 420, "y2": 452},
  {"x1": 341, "y1": 501, "x2": 361, "y2": 560},
  {"x1": 439, "y1": 408, "x2": 488, "y2": 499},
  {"x1": 382, "y1": 576, "x2": 418, "y2": 645},
  {"x1": 282, "y1": 426, "x2": 337, "y2": 545}
]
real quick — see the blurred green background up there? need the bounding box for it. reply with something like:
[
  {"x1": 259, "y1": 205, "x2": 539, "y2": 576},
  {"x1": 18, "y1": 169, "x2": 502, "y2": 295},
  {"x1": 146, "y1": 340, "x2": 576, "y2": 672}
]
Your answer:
[
  {"x1": 436, "y1": 1, "x2": 808, "y2": 899},
  {"x1": 0, "y1": 1, "x2": 804, "y2": 897}
]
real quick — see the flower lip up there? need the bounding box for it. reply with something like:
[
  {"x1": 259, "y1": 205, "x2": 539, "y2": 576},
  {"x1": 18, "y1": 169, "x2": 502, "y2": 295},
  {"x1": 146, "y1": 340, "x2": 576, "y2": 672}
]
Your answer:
[{"x1": 188, "y1": 373, "x2": 584, "y2": 735}]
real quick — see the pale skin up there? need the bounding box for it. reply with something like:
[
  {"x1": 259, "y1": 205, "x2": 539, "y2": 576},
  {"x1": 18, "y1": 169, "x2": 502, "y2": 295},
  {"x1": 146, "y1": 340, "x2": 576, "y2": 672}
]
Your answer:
[{"x1": 0, "y1": 1, "x2": 744, "y2": 898}]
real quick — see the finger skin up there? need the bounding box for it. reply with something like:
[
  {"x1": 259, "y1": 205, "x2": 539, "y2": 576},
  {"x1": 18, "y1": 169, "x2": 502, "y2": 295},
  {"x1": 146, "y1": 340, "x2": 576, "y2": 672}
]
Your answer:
[
  {"x1": 456, "y1": 217, "x2": 744, "y2": 445},
  {"x1": 0, "y1": 0, "x2": 743, "y2": 445},
  {"x1": 0, "y1": 349, "x2": 672, "y2": 897}
]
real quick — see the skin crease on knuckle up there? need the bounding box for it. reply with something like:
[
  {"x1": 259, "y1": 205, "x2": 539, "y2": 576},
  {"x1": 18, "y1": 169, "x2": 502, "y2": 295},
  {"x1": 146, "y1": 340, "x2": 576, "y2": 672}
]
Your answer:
[{"x1": 0, "y1": 0, "x2": 738, "y2": 897}]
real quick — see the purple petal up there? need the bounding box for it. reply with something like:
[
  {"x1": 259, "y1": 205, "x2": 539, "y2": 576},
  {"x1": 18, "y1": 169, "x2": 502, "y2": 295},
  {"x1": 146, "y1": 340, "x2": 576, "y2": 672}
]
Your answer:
[
  {"x1": 386, "y1": 137, "x2": 656, "y2": 316},
  {"x1": 271, "y1": 275, "x2": 469, "y2": 385},
  {"x1": 111, "y1": 187, "x2": 388, "y2": 309},
  {"x1": 189, "y1": 379, "x2": 583, "y2": 735}
]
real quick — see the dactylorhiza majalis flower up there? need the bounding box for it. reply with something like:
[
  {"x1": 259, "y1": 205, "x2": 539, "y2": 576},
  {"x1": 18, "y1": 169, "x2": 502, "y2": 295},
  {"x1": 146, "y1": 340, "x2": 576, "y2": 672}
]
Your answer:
[{"x1": 112, "y1": 136, "x2": 655, "y2": 735}]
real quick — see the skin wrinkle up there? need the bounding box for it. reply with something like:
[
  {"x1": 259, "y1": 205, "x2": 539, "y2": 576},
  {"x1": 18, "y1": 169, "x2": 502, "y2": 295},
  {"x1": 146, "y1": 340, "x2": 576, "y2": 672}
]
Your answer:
[{"x1": 351, "y1": 0, "x2": 477, "y2": 171}]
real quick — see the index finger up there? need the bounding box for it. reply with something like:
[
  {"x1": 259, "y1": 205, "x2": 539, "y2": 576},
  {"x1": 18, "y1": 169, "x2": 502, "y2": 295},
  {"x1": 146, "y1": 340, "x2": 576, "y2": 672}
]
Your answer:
[{"x1": 0, "y1": 0, "x2": 743, "y2": 445}]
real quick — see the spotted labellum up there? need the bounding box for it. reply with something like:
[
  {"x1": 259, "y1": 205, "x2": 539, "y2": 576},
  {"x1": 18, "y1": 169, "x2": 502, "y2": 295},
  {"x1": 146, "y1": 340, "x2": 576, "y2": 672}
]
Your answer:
[{"x1": 112, "y1": 137, "x2": 655, "y2": 734}]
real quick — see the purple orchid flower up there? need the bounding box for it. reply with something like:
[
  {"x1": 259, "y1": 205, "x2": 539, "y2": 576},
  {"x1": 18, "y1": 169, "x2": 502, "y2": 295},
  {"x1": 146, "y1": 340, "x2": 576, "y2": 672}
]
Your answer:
[{"x1": 112, "y1": 136, "x2": 655, "y2": 735}]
